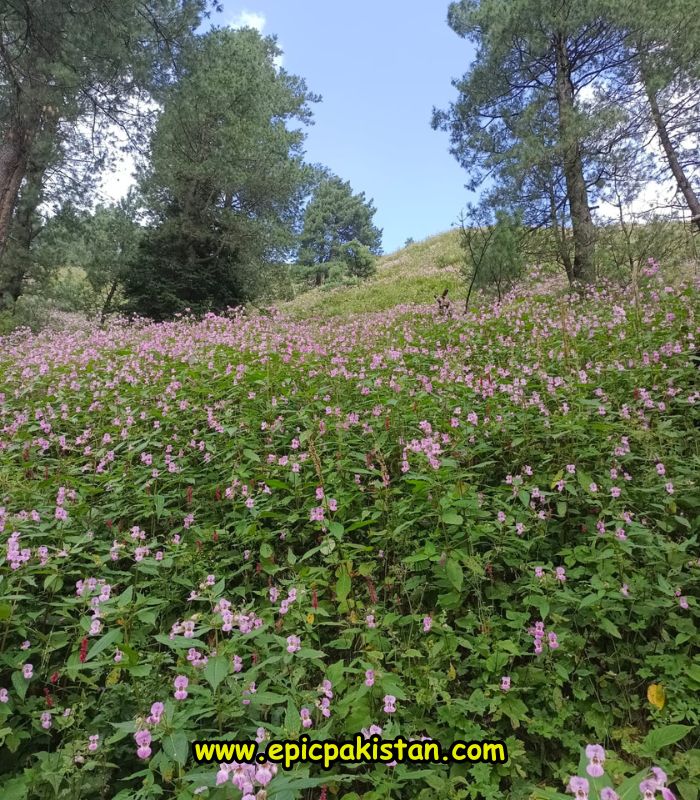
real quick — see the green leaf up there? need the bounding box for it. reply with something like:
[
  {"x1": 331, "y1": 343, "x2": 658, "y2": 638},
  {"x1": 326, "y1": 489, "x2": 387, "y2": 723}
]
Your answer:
[
  {"x1": 162, "y1": 730, "x2": 189, "y2": 766},
  {"x1": 86, "y1": 628, "x2": 122, "y2": 661},
  {"x1": 677, "y1": 781, "x2": 699, "y2": 800},
  {"x1": 260, "y1": 542, "x2": 273, "y2": 559},
  {"x1": 335, "y1": 569, "x2": 351, "y2": 602},
  {"x1": 0, "y1": 603, "x2": 13, "y2": 621},
  {"x1": 10, "y1": 671, "x2": 28, "y2": 701},
  {"x1": 445, "y1": 558, "x2": 463, "y2": 592},
  {"x1": 442, "y1": 512, "x2": 463, "y2": 526},
  {"x1": 599, "y1": 618, "x2": 622, "y2": 638},
  {"x1": 154, "y1": 634, "x2": 208, "y2": 650},
  {"x1": 328, "y1": 521, "x2": 344, "y2": 537},
  {"x1": 642, "y1": 724, "x2": 693, "y2": 754},
  {"x1": 250, "y1": 691, "x2": 288, "y2": 705},
  {"x1": 203, "y1": 656, "x2": 230, "y2": 692}
]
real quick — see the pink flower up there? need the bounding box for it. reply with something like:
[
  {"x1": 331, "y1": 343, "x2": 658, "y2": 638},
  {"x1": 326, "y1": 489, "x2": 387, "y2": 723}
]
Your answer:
[
  {"x1": 88, "y1": 734, "x2": 99, "y2": 752},
  {"x1": 147, "y1": 702, "x2": 164, "y2": 725},
  {"x1": 134, "y1": 729, "x2": 152, "y2": 760},
  {"x1": 286, "y1": 635, "x2": 301, "y2": 654},
  {"x1": 567, "y1": 776, "x2": 589, "y2": 799},
  {"x1": 500, "y1": 676, "x2": 511, "y2": 691},
  {"x1": 422, "y1": 616, "x2": 432, "y2": 633},
  {"x1": 383, "y1": 694, "x2": 396, "y2": 713},
  {"x1": 585, "y1": 744, "x2": 605, "y2": 777},
  {"x1": 173, "y1": 675, "x2": 188, "y2": 700},
  {"x1": 365, "y1": 614, "x2": 376, "y2": 629},
  {"x1": 310, "y1": 507, "x2": 325, "y2": 522},
  {"x1": 22, "y1": 663, "x2": 33, "y2": 680},
  {"x1": 41, "y1": 711, "x2": 52, "y2": 730},
  {"x1": 365, "y1": 669, "x2": 375, "y2": 687},
  {"x1": 600, "y1": 790, "x2": 619, "y2": 800},
  {"x1": 640, "y1": 779, "x2": 659, "y2": 800}
]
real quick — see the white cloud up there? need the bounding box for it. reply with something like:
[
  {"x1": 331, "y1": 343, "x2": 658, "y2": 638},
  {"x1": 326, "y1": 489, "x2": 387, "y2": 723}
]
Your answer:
[{"x1": 229, "y1": 10, "x2": 266, "y2": 32}]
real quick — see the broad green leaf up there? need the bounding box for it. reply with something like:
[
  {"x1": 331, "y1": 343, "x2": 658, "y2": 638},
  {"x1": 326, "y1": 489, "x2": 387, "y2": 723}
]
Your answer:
[
  {"x1": 203, "y1": 656, "x2": 229, "y2": 692},
  {"x1": 642, "y1": 724, "x2": 693, "y2": 754},
  {"x1": 445, "y1": 559, "x2": 463, "y2": 592},
  {"x1": 86, "y1": 628, "x2": 122, "y2": 661},
  {"x1": 162, "y1": 730, "x2": 189, "y2": 766}
]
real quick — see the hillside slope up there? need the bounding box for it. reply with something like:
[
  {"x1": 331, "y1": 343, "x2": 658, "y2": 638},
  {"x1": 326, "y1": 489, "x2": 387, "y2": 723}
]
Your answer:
[{"x1": 282, "y1": 230, "x2": 465, "y2": 318}]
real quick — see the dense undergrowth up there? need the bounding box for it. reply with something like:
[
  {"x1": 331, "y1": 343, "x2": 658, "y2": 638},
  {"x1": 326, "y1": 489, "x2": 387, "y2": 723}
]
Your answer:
[{"x1": 0, "y1": 266, "x2": 698, "y2": 800}]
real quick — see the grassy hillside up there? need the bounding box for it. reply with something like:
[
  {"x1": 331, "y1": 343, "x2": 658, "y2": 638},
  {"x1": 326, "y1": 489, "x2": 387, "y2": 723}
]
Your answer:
[{"x1": 283, "y1": 230, "x2": 465, "y2": 318}]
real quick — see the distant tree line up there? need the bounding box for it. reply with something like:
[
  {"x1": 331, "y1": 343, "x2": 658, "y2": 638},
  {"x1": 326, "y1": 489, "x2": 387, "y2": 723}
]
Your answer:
[{"x1": 0, "y1": 2, "x2": 381, "y2": 324}]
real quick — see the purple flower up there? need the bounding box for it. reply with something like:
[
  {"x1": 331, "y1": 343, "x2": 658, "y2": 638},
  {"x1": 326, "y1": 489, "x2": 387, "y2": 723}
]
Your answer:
[
  {"x1": 365, "y1": 669, "x2": 375, "y2": 687},
  {"x1": 422, "y1": 615, "x2": 432, "y2": 633},
  {"x1": 651, "y1": 768, "x2": 668, "y2": 786},
  {"x1": 300, "y1": 707, "x2": 313, "y2": 729},
  {"x1": 286, "y1": 635, "x2": 301, "y2": 654},
  {"x1": 500, "y1": 676, "x2": 511, "y2": 691},
  {"x1": 383, "y1": 694, "x2": 396, "y2": 713},
  {"x1": 147, "y1": 702, "x2": 164, "y2": 725},
  {"x1": 173, "y1": 674, "x2": 188, "y2": 700},
  {"x1": 134, "y1": 729, "x2": 152, "y2": 760},
  {"x1": 567, "y1": 776, "x2": 589, "y2": 799},
  {"x1": 585, "y1": 743, "x2": 605, "y2": 777},
  {"x1": 640, "y1": 779, "x2": 659, "y2": 800},
  {"x1": 600, "y1": 789, "x2": 619, "y2": 800}
]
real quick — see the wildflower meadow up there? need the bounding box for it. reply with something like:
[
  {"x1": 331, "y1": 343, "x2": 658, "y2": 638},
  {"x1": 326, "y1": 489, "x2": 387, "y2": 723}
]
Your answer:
[{"x1": 0, "y1": 268, "x2": 698, "y2": 799}]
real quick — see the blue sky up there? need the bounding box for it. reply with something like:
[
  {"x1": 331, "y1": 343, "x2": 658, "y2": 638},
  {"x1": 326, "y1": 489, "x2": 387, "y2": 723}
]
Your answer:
[{"x1": 220, "y1": 2, "x2": 477, "y2": 253}]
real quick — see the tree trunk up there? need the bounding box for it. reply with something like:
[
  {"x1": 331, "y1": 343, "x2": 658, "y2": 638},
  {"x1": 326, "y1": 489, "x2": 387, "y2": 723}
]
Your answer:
[
  {"x1": 100, "y1": 278, "x2": 120, "y2": 326},
  {"x1": 0, "y1": 119, "x2": 55, "y2": 305},
  {"x1": 643, "y1": 73, "x2": 700, "y2": 230},
  {"x1": 548, "y1": 182, "x2": 574, "y2": 284},
  {"x1": 553, "y1": 34, "x2": 596, "y2": 284},
  {"x1": 0, "y1": 131, "x2": 31, "y2": 262}
]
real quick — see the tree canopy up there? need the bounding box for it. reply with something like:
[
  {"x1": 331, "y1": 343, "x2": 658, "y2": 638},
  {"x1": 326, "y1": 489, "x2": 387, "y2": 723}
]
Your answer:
[{"x1": 123, "y1": 26, "x2": 319, "y2": 319}]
